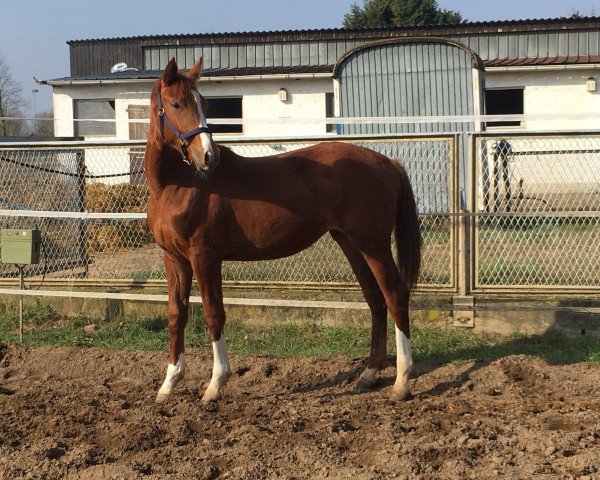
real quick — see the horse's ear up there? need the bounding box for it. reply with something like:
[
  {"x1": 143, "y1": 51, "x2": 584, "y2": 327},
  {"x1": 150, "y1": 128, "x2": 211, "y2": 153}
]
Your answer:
[
  {"x1": 187, "y1": 57, "x2": 203, "y2": 83},
  {"x1": 163, "y1": 57, "x2": 178, "y2": 86}
]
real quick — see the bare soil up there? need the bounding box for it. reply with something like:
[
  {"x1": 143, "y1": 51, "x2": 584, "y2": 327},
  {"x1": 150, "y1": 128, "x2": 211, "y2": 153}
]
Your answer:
[{"x1": 1, "y1": 344, "x2": 599, "y2": 480}]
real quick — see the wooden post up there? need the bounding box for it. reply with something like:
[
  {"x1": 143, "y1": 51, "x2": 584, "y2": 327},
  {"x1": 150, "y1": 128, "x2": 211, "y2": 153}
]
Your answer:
[
  {"x1": 453, "y1": 209, "x2": 474, "y2": 327},
  {"x1": 18, "y1": 265, "x2": 24, "y2": 343}
]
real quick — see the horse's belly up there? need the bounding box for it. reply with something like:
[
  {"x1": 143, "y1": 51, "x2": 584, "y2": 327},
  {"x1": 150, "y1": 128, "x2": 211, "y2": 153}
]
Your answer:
[{"x1": 223, "y1": 219, "x2": 327, "y2": 261}]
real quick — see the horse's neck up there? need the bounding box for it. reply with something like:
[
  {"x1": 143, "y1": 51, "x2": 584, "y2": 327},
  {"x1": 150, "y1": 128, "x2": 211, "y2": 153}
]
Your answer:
[
  {"x1": 144, "y1": 137, "x2": 166, "y2": 195},
  {"x1": 144, "y1": 138, "x2": 236, "y2": 195},
  {"x1": 144, "y1": 138, "x2": 192, "y2": 196}
]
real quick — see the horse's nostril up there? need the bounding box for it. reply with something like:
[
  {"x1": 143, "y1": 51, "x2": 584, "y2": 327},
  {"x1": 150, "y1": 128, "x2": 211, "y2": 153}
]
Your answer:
[{"x1": 204, "y1": 152, "x2": 212, "y2": 165}]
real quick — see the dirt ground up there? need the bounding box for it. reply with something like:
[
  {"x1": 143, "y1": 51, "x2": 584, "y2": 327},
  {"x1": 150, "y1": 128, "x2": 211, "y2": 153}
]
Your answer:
[{"x1": 1, "y1": 344, "x2": 599, "y2": 480}]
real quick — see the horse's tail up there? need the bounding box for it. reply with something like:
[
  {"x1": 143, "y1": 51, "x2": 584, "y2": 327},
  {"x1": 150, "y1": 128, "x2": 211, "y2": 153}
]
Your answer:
[{"x1": 394, "y1": 163, "x2": 422, "y2": 292}]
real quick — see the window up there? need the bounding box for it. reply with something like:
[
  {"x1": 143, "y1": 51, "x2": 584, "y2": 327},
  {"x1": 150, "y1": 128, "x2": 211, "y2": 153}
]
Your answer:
[
  {"x1": 206, "y1": 97, "x2": 243, "y2": 134},
  {"x1": 74, "y1": 99, "x2": 116, "y2": 136},
  {"x1": 485, "y1": 89, "x2": 524, "y2": 128},
  {"x1": 325, "y1": 92, "x2": 337, "y2": 134}
]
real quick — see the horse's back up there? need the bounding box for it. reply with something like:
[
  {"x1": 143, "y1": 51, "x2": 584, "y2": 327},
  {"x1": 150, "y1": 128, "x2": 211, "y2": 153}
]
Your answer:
[
  {"x1": 278, "y1": 141, "x2": 394, "y2": 169},
  {"x1": 271, "y1": 142, "x2": 403, "y2": 237}
]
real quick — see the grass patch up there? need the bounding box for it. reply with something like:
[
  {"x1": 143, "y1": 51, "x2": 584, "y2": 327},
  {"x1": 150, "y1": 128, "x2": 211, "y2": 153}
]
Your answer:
[{"x1": 1, "y1": 308, "x2": 599, "y2": 365}]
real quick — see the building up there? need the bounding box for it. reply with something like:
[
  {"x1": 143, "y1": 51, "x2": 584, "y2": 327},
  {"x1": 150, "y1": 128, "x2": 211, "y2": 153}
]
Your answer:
[{"x1": 38, "y1": 17, "x2": 600, "y2": 141}]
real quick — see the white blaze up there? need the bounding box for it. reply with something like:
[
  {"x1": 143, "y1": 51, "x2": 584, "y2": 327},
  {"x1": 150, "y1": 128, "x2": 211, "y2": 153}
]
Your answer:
[{"x1": 192, "y1": 90, "x2": 213, "y2": 156}]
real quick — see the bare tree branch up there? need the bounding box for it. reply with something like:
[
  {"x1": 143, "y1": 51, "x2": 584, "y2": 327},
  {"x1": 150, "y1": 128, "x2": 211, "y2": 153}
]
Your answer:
[{"x1": 0, "y1": 51, "x2": 28, "y2": 136}]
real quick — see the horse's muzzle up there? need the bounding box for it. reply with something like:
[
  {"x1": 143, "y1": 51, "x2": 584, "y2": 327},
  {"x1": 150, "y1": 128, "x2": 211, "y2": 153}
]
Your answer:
[
  {"x1": 191, "y1": 144, "x2": 219, "y2": 175},
  {"x1": 203, "y1": 151, "x2": 213, "y2": 170}
]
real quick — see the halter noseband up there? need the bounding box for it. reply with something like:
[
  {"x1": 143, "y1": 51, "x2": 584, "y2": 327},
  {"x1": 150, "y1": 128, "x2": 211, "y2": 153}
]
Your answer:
[{"x1": 156, "y1": 89, "x2": 212, "y2": 165}]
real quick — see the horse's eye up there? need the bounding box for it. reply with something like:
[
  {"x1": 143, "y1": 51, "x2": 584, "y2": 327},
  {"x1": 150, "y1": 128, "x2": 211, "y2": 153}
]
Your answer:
[{"x1": 171, "y1": 102, "x2": 180, "y2": 110}]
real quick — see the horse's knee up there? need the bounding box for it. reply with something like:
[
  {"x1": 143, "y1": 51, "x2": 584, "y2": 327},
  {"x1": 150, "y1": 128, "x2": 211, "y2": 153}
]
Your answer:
[{"x1": 204, "y1": 314, "x2": 225, "y2": 342}]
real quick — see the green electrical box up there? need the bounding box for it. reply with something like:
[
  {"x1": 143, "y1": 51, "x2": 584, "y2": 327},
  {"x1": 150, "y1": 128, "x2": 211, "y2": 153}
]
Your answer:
[{"x1": 1, "y1": 229, "x2": 41, "y2": 265}]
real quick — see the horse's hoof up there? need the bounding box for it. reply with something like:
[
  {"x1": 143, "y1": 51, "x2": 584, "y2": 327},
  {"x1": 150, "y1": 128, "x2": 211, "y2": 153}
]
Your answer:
[
  {"x1": 356, "y1": 376, "x2": 377, "y2": 390},
  {"x1": 201, "y1": 389, "x2": 222, "y2": 403},
  {"x1": 155, "y1": 391, "x2": 171, "y2": 404},
  {"x1": 356, "y1": 367, "x2": 379, "y2": 390},
  {"x1": 389, "y1": 387, "x2": 413, "y2": 401}
]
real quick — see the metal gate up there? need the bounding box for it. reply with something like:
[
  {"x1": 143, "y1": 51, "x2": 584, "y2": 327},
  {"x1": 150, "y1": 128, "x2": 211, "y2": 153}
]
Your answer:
[{"x1": 471, "y1": 132, "x2": 600, "y2": 293}]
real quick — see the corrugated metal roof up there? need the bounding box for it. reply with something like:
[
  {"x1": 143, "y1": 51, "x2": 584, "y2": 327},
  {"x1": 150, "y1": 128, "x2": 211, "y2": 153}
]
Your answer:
[
  {"x1": 66, "y1": 17, "x2": 600, "y2": 44},
  {"x1": 44, "y1": 52, "x2": 600, "y2": 84},
  {"x1": 486, "y1": 55, "x2": 600, "y2": 67},
  {"x1": 66, "y1": 17, "x2": 600, "y2": 77}
]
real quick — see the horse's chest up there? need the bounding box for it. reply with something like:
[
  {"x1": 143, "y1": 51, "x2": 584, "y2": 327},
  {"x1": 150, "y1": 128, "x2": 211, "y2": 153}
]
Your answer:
[{"x1": 148, "y1": 192, "x2": 208, "y2": 252}]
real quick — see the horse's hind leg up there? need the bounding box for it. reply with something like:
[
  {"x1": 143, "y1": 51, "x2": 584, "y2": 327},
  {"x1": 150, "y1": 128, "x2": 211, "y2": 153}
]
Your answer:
[
  {"x1": 191, "y1": 255, "x2": 230, "y2": 403},
  {"x1": 355, "y1": 241, "x2": 413, "y2": 400},
  {"x1": 330, "y1": 231, "x2": 388, "y2": 389},
  {"x1": 156, "y1": 253, "x2": 193, "y2": 403}
]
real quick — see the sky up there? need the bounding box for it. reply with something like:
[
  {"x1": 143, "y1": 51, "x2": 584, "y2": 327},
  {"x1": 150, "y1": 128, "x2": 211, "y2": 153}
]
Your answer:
[{"x1": 3, "y1": 0, "x2": 600, "y2": 115}]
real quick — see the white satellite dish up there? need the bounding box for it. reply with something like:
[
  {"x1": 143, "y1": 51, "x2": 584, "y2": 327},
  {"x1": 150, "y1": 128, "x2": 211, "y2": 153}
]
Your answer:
[{"x1": 110, "y1": 62, "x2": 129, "y2": 73}]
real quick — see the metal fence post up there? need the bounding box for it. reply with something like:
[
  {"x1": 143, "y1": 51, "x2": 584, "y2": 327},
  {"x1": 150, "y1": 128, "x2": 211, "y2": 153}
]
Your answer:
[
  {"x1": 77, "y1": 149, "x2": 89, "y2": 276},
  {"x1": 453, "y1": 134, "x2": 475, "y2": 327}
]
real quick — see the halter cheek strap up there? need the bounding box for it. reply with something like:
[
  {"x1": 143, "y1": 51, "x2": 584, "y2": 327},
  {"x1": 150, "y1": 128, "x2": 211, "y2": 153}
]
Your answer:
[{"x1": 156, "y1": 90, "x2": 212, "y2": 164}]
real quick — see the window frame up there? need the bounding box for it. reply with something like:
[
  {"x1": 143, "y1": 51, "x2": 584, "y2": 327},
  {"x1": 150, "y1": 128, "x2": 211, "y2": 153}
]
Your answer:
[
  {"x1": 73, "y1": 99, "x2": 117, "y2": 137},
  {"x1": 485, "y1": 87, "x2": 525, "y2": 129},
  {"x1": 205, "y1": 96, "x2": 243, "y2": 135}
]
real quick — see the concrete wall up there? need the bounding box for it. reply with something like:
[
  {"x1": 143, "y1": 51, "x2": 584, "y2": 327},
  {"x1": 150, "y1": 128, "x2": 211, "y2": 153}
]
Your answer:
[
  {"x1": 53, "y1": 67, "x2": 600, "y2": 141},
  {"x1": 52, "y1": 76, "x2": 333, "y2": 140},
  {"x1": 486, "y1": 67, "x2": 600, "y2": 131},
  {"x1": 51, "y1": 76, "x2": 333, "y2": 182},
  {"x1": 2, "y1": 292, "x2": 599, "y2": 336}
]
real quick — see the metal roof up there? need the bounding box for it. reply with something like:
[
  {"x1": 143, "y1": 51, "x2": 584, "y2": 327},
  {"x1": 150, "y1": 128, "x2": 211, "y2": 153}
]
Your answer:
[
  {"x1": 63, "y1": 17, "x2": 600, "y2": 78},
  {"x1": 66, "y1": 17, "x2": 600, "y2": 44},
  {"x1": 44, "y1": 53, "x2": 600, "y2": 85},
  {"x1": 41, "y1": 65, "x2": 334, "y2": 85}
]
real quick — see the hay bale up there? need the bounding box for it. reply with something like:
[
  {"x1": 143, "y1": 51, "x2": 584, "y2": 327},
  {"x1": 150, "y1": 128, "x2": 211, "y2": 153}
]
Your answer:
[{"x1": 86, "y1": 183, "x2": 153, "y2": 253}]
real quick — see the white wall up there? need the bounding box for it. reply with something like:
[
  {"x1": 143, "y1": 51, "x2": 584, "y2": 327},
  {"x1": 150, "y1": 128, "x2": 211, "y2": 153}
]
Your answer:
[
  {"x1": 53, "y1": 69, "x2": 600, "y2": 140},
  {"x1": 52, "y1": 77, "x2": 333, "y2": 140},
  {"x1": 53, "y1": 83, "x2": 150, "y2": 139},
  {"x1": 235, "y1": 78, "x2": 331, "y2": 137},
  {"x1": 51, "y1": 76, "x2": 333, "y2": 183},
  {"x1": 486, "y1": 68, "x2": 600, "y2": 131}
]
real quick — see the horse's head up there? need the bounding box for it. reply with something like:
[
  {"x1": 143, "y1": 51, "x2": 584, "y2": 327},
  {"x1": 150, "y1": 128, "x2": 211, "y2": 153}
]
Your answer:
[{"x1": 153, "y1": 57, "x2": 219, "y2": 175}]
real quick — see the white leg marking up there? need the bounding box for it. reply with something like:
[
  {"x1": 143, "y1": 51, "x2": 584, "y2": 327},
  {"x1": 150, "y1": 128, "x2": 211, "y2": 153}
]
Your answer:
[
  {"x1": 157, "y1": 352, "x2": 186, "y2": 401},
  {"x1": 202, "y1": 337, "x2": 231, "y2": 402},
  {"x1": 393, "y1": 327, "x2": 413, "y2": 398}
]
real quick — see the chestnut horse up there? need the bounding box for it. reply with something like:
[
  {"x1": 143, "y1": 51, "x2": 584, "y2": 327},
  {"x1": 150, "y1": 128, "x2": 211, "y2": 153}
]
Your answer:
[{"x1": 145, "y1": 58, "x2": 421, "y2": 403}]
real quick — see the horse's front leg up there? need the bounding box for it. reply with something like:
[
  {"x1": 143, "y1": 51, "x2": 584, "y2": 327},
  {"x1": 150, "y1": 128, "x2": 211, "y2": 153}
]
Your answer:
[
  {"x1": 156, "y1": 253, "x2": 193, "y2": 403},
  {"x1": 193, "y1": 255, "x2": 230, "y2": 402}
]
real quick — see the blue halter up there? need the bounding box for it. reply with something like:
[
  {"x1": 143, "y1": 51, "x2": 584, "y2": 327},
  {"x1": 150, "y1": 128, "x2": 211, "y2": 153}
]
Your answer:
[{"x1": 156, "y1": 89, "x2": 211, "y2": 165}]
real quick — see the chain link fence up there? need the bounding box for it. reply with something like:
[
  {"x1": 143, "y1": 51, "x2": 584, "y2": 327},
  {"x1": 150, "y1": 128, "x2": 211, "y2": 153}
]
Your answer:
[
  {"x1": 473, "y1": 133, "x2": 600, "y2": 291},
  {"x1": 0, "y1": 135, "x2": 456, "y2": 292}
]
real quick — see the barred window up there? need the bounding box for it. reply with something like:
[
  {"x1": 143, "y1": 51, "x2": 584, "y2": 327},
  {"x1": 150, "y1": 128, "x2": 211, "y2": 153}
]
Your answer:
[
  {"x1": 74, "y1": 99, "x2": 116, "y2": 136},
  {"x1": 206, "y1": 97, "x2": 243, "y2": 134},
  {"x1": 485, "y1": 89, "x2": 524, "y2": 128}
]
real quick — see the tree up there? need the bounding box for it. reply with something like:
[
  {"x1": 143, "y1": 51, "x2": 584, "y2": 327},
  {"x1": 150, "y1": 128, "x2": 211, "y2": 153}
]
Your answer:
[
  {"x1": 343, "y1": 0, "x2": 463, "y2": 29},
  {"x1": 0, "y1": 52, "x2": 28, "y2": 136},
  {"x1": 571, "y1": 8, "x2": 596, "y2": 18},
  {"x1": 34, "y1": 110, "x2": 55, "y2": 138}
]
